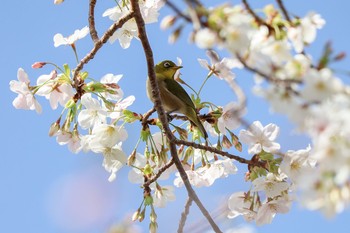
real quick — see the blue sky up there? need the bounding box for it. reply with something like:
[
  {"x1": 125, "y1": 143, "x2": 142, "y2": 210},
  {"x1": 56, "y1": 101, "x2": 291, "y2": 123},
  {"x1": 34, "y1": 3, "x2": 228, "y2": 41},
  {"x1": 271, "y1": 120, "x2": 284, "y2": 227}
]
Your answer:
[{"x1": 1, "y1": 0, "x2": 350, "y2": 233}]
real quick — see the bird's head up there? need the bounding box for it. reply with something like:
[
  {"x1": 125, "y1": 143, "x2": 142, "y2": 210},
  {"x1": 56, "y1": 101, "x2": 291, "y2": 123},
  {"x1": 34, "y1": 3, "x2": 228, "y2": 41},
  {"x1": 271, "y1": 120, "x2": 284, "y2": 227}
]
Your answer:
[{"x1": 155, "y1": 60, "x2": 182, "y2": 78}]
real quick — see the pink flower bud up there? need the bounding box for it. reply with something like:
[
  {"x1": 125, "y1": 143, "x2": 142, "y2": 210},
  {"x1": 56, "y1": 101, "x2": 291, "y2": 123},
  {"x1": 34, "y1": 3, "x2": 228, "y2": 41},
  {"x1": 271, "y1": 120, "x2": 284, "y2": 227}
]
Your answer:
[{"x1": 31, "y1": 62, "x2": 47, "y2": 69}]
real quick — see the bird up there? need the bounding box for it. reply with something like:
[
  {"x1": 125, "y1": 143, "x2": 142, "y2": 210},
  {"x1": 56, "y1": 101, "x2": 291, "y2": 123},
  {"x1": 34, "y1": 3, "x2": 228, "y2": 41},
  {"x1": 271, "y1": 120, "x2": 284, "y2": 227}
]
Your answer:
[{"x1": 146, "y1": 60, "x2": 208, "y2": 139}]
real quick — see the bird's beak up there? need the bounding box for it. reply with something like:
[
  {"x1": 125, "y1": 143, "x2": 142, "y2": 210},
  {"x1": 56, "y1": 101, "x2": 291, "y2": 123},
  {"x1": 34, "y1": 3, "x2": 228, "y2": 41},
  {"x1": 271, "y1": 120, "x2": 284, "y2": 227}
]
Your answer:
[{"x1": 173, "y1": 65, "x2": 183, "y2": 70}]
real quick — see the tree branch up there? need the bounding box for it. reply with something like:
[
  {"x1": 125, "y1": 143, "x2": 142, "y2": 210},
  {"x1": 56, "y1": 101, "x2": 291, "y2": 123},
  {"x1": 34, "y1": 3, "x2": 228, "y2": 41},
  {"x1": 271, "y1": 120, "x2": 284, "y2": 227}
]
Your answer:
[
  {"x1": 177, "y1": 197, "x2": 193, "y2": 233},
  {"x1": 72, "y1": 12, "x2": 135, "y2": 87},
  {"x1": 144, "y1": 158, "x2": 175, "y2": 187},
  {"x1": 242, "y1": 0, "x2": 274, "y2": 32},
  {"x1": 141, "y1": 107, "x2": 156, "y2": 130},
  {"x1": 174, "y1": 138, "x2": 265, "y2": 168},
  {"x1": 88, "y1": 0, "x2": 99, "y2": 42},
  {"x1": 276, "y1": 0, "x2": 292, "y2": 23},
  {"x1": 165, "y1": 0, "x2": 192, "y2": 22},
  {"x1": 130, "y1": 1, "x2": 222, "y2": 232}
]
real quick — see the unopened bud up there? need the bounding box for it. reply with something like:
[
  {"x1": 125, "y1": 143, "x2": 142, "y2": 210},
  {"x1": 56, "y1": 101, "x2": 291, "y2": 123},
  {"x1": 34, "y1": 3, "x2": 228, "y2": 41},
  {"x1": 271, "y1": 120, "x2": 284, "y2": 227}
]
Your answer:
[
  {"x1": 54, "y1": 0, "x2": 64, "y2": 4},
  {"x1": 138, "y1": 208, "x2": 146, "y2": 222},
  {"x1": 84, "y1": 82, "x2": 106, "y2": 92},
  {"x1": 160, "y1": 15, "x2": 176, "y2": 30},
  {"x1": 183, "y1": 147, "x2": 193, "y2": 164},
  {"x1": 32, "y1": 62, "x2": 47, "y2": 69},
  {"x1": 49, "y1": 121, "x2": 60, "y2": 137},
  {"x1": 174, "y1": 126, "x2": 188, "y2": 140},
  {"x1": 149, "y1": 221, "x2": 158, "y2": 233},
  {"x1": 334, "y1": 52, "x2": 346, "y2": 61},
  {"x1": 263, "y1": 4, "x2": 277, "y2": 18},
  {"x1": 62, "y1": 119, "x2": 71, "y2": 133},
  {"x1": 235, "y1": 141, "x2": 242, "y2": 152},
  {"x1": 150, "y1": 208, "x2": 157, "y2": 222},
  {"x1": 128, "y1": 149, "x2": 137, "y2": 166},
  {"x1": 229, "y1": 131, "x2": 239, "y2": 144},
  {"x1": 50, "y1": 70, "x2": 58, "y2": 80},
  {"x1": 145, "y1": 147, "x2": 150, "y2": 159},
  {"x1": 222, "y1": 135, "x2": 233, "y2": 149},
  {"x1": 178, "y1": 144, "x2": 185, "y2": 155},
  {"x1": 132, "y1": 209, "x2": 140, "y2": 221},
  {"x1": 168, "y1": 25, "x2": 183, "y2": 44}
]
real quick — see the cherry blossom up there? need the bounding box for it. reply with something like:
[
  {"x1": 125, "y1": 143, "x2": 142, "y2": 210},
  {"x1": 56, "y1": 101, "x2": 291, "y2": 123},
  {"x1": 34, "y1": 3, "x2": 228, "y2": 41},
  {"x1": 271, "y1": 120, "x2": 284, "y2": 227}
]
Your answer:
[
  {"x1": 109, "y1": 20, "x2": 139, "y2": 49},
  {"x1": 90, "y1": 124, "x2": 128, "y2": 148},
  {"x1": 9, "y1": 68, "x2": 42, "y2": 113},
  {"x1": 301, "y1": 68, "x2": 343, "y2": 102},
  {"x1": 153, "y1": 185, "x2": 176, "y2": 208},
  {"x1": 227, "y1": 192, "x2": 256, "y2": 221},
  {"x1": 239, "y1": 121, "x2": 280, "y2": 154},
  {"x1": 53, "y1": 26, "x2": 89, "y2": 47},
  {"x1": 217, "y1": 102, "x2": 245, "y2": 134},
  {"x1": 252, "y1": 173, "x2": 289, "y2": 198},
  {"x1": 287, "y1": 12, "x2": 325, "y2": 53},
  {"x1": 101, "y1": 144, "x2": 127, "y2": 182},
  {"x1": 279, "y1": 146, "x2": 316, "y2": 183},
  {"x1": 56, "y1": 130, "x2": 82, "y2": 153},
  {"x1": 103, "y1": 0, "x2": 163, "y2": 48},
  {"x1": 78, "y1": 93, "x2": 107, "y2": 129},
  {"x1": 35, "y1": 71, "x2": 74, "y2": 110},
  {"x1": 256, "y1": 197, "x2": 291, "y2": 225},
  {"x1": 128, "y1": 151, "x2": 175, "y2": 184},
  {"x1": 100, "y1": 73, "x2": 124, "y2": 101},
  {"x1": 195, "y1": 28, "x2": 218, "y2": 49},
  {"x1": 198, "y1": 50, "x2": 240, "y2": 80},
  {"x1": 107, "y1": 95, "x2": 136, "y2": 120},
  {"x1": 174, "y1": 158, "x2": 237, "y2": 187}
]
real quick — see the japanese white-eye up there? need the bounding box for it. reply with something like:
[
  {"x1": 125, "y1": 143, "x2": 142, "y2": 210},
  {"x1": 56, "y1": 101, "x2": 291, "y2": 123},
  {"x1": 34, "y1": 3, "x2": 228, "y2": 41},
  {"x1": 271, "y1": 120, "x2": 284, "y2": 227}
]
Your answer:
[{"x1": 146, "y1": 60, "x2": 208, "y2": 138}]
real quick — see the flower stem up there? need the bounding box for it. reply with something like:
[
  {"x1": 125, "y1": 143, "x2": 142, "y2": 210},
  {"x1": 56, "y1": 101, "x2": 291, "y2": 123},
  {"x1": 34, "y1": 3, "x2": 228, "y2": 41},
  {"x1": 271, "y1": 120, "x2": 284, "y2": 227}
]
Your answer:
[{"x1": 197, "y1": 71, "x2": 213, "y2": 97}]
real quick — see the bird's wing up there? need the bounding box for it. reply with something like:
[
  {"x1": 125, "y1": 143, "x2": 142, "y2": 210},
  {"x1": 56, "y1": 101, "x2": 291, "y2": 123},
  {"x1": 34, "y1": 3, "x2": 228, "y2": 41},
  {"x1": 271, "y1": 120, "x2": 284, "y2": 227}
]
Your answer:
[{"x1": 163, "y1": 78, "x2": 196, "y2": 109}]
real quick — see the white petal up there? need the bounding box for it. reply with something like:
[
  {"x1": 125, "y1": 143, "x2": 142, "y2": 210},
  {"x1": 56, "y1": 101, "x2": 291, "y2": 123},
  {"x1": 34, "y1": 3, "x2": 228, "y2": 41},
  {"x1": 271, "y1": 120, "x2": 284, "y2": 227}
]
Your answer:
[
  {"x1": 53, "y1": 33, "x2": 67, "y2": 47},
  {"x1": 197, "y1": 58, "x2": 210, "y2": 70}
]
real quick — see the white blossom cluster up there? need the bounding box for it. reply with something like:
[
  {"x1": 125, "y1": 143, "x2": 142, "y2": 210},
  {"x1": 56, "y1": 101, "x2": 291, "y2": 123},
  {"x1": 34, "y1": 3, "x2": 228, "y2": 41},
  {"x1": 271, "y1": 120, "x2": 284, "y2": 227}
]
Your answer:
[
  {"x1": 187, "y1": 2, "x2": 350, "y2": 221},
  {"x1": 10, "y1": 0, "x2": 350, "y2": 231},
  {"x1": 9, "y1": 0, "x2": 164, "y2": 182}
]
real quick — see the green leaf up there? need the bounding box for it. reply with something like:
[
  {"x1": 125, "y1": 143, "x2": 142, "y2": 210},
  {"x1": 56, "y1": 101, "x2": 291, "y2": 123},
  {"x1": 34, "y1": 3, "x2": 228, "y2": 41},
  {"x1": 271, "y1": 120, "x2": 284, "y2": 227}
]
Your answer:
[{"x1": 259, "y1": 150, "x2": 274, "y2": 161}]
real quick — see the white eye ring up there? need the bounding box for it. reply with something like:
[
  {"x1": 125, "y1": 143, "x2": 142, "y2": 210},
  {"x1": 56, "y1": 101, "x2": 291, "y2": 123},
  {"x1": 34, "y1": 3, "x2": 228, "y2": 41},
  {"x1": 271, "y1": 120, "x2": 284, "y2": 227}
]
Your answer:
[{"x1": 164, "y1": 62, "x2": 171, "y2": 68}]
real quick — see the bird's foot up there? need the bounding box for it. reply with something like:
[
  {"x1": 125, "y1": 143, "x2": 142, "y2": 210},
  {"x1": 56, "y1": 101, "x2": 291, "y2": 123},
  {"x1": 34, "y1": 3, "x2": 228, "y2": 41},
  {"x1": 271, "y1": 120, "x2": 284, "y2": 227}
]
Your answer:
[{"x1": 166, "y1": 113, "x2": 174, "y2": 123}]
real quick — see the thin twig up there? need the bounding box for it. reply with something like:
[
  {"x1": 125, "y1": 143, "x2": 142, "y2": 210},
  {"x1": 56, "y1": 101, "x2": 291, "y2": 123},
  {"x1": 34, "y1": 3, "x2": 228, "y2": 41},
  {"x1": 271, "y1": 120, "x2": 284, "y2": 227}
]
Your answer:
[
  {"x1": 165, "y1": 0, "x2": 191, "y2": 22},
  {"x1": 276, "y1": 0, "x2": 292, "y2": 23},
  {"x1": 144, "y1": 159, "x2": 175, "y2": 187},
  {"x1": 174, "y1": 138, "x2": 265, "y2": 167},
  {"x1": 130, "y1": 1, "x2": 222, "y2": 232},
  {"x1": 89, "y1": 0, "x2": 99, "y2": 42},
  {"x1": 242, "y1": 0, "x2": 273, "y2": 32},
  {"x1": 178, "y1": 197, "x2": 193, "y2": 233},
  {"x1": 72, "y1": 12, "x2": 134, "y2": 87},
  {"x1": 141, "y1": 107, "x2": 156, "y2": 130}
]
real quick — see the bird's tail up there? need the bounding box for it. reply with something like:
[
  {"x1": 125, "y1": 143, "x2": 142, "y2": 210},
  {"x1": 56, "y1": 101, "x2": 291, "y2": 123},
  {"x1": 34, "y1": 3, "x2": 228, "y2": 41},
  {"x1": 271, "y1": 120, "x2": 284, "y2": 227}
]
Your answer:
[{"x1": 187, "y1": 108, "x2": 208, "y2": 139}]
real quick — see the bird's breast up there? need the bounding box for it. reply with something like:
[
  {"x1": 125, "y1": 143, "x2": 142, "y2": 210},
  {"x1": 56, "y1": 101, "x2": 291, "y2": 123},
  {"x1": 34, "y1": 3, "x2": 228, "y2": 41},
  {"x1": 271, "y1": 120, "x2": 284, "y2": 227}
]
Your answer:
[{"x1": 146, "y1": 78, "x2": 184, "y2": 113}]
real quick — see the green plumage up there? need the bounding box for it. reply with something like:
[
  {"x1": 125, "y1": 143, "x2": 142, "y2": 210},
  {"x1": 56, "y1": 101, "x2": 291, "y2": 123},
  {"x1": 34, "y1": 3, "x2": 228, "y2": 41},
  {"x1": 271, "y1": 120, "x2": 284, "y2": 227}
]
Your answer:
[{"x1": 146, "y1": 60, "x2": 208, "y2": 138}]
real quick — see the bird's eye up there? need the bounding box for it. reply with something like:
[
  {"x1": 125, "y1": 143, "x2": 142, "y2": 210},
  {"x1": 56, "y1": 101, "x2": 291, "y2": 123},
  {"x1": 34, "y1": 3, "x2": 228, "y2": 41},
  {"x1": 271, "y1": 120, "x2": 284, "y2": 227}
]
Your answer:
[{"x1": 164, "y1": 62, "x2": 171, "y2": 68}]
